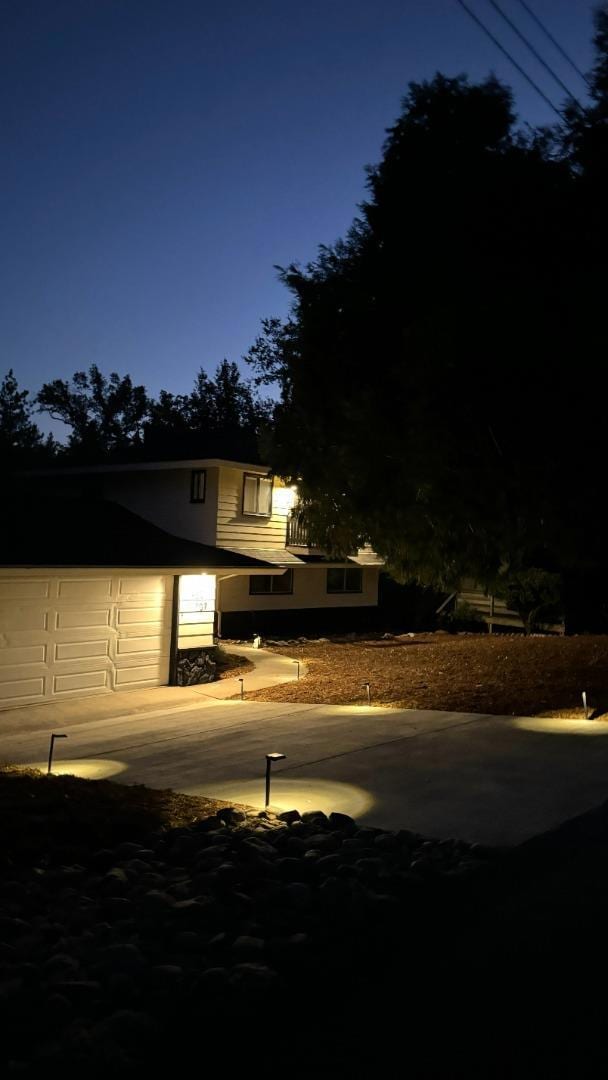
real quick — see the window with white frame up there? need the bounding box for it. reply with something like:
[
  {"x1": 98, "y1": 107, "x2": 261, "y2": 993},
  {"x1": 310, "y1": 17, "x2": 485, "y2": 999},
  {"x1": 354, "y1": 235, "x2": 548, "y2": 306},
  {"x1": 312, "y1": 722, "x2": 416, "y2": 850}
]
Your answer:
[
  {"x1": 326, "y1": 567, "x2": 363, "y2": 594},
  {"x1": 242, "y1": 472, "x2": 273, "y2": 516},
  {"x1": 250, "y1": 569, "x2": 294, "y2": 595}
]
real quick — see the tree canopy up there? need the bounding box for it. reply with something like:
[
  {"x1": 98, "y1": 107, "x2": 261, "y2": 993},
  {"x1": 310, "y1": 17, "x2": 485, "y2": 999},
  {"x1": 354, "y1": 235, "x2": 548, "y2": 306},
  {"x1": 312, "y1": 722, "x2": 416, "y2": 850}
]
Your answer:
[{"x1": 247, "y1": 9, "x2": 608, "y2": 617}]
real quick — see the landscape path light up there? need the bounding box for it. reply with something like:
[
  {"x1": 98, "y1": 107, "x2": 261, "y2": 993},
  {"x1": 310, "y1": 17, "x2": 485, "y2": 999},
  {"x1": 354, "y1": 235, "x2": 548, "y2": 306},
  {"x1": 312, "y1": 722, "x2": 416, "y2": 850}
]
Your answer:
[
  {"x1": 292, "y1": 660, "x2": 300, "y2": 679},
  {"x1": 362, "y1": 682, "x2": 371, "y2": 706},
  {"x1": 582, "y1": 690, "x2": 590, "y2": 719},
  {"x1": 265, "y1": 752, "x2": 286, "y2": 808},
  {"x1": 47, "y1": 733, "x2": 68, "y2": 775},
  {"x1": 238, "y1": 678, "x2": 244, "y2": 700}
]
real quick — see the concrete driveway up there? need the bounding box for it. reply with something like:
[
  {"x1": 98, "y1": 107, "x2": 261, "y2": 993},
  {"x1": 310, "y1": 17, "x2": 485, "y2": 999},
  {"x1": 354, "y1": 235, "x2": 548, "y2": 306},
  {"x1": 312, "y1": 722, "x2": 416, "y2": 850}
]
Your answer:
[{"x1": 4, "y1": 688, "x2": 608, "y2": 845}]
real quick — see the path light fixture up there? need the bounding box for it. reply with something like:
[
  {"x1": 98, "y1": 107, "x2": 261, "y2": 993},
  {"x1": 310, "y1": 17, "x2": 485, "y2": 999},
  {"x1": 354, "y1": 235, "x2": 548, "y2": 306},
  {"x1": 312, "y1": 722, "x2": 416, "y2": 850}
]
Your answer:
[
  {"x1": 265, "y1": 752, "x2": 286, "y2": 808},
  {"x1": 362, "y1": 682, "x2": 371, "y2": 706},
  {"x1": 582, "y1": 690, "x2": 590, "y2": 719},
  {"x1": 47, "y1": 733, "x2": 68, "y2": 775},
  {"x1": 293, "y1": 660, "x2": 300, "y2": 679},
  {"x1": 238, "y1": 678, "x2": 244, "y2": 700}
]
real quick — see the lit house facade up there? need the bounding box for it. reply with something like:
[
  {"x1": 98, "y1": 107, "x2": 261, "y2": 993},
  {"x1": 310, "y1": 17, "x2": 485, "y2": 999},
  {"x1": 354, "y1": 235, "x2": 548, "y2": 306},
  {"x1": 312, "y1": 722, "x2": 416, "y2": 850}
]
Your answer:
[{"x1": 0, "y1": 459, "x2": 382, "y2": 710}]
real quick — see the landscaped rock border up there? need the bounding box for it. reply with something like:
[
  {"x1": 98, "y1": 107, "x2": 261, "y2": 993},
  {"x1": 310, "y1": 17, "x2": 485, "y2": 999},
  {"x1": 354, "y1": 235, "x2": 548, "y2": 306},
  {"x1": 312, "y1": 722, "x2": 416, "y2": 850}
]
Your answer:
[{"x1": 0, "y1": 805, "x2": 497, "y2": 1073}]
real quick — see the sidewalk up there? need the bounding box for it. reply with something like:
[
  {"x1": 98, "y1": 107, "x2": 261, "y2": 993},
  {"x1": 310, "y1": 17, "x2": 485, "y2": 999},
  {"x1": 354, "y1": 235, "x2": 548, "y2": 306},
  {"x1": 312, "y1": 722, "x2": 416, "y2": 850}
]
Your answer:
[{"x1": 196, "y1": 645, "x2": 305, "y2": 699}]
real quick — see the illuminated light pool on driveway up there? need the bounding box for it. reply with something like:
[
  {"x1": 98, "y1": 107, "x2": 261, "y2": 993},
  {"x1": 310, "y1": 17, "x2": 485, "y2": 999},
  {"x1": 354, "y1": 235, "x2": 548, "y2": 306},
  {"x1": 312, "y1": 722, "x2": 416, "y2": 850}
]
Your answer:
[
  {"x1": 24, "y1": 759, "x2": 128, "y2": 780},
  {"x1": 184, "y1": 777, "x2": 375, "y2": 817}
]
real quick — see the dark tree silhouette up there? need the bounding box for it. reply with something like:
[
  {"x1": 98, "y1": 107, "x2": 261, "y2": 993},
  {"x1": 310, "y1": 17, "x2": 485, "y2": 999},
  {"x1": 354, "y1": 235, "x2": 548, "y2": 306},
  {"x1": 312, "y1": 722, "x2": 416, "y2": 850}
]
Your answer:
[
  {"x1": 37, "y1": 366, "x2": 149, "y2": 461},
  {"x1": 247, "y1": 11, "x2": 608, "y2": 627},
  {"x1": 0, "y1": 369, "x2": 52, "y2": 468}
]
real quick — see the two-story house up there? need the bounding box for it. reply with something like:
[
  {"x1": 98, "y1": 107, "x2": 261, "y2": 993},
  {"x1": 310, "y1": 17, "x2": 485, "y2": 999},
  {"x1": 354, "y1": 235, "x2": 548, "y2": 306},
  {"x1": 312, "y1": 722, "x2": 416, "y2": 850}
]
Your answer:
[{"x1": 0, "y1": 457, "x2": 382, "y2": 710}]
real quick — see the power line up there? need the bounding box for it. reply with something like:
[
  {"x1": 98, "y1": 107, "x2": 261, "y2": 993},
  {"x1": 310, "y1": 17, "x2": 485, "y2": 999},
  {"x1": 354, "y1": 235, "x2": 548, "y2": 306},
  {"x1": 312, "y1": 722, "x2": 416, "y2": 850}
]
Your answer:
[
  {"x1": 514, "y1": 0, "x2": 590, "y2": 88},
  {"x1": 486, "y1": 0, "x2": 582, "y2": 106},
  {"x1": 454, "y1": 0, "x2": 564, "y2": 118}
]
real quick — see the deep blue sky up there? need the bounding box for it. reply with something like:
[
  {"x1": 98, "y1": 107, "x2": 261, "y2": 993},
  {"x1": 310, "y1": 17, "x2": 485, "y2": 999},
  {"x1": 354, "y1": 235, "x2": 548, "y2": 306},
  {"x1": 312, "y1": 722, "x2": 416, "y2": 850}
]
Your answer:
[{"x1": 1, "y1": 0, "x2": 597, "y2": 412}]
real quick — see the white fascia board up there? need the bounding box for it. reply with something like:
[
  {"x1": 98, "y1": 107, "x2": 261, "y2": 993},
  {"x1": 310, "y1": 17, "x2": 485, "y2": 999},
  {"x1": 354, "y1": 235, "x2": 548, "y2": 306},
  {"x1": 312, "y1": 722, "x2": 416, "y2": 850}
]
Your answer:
[{"x1": 21, "y1": 457, "x2": 272, "y2": 477}]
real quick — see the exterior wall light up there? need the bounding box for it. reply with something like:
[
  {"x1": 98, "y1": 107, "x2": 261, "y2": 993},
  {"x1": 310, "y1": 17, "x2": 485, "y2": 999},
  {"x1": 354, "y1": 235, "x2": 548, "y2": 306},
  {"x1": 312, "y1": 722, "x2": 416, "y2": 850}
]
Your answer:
[{"x1": 265, "y1": 752, "x2": 286, "y2": 807}]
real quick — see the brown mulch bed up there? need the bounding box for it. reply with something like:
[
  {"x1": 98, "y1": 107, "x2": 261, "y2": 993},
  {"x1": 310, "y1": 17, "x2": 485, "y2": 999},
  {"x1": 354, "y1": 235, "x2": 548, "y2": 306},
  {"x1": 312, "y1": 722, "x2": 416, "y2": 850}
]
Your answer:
[{"x1": 247, "y1": 633, "x2": 608, "y2": 718}]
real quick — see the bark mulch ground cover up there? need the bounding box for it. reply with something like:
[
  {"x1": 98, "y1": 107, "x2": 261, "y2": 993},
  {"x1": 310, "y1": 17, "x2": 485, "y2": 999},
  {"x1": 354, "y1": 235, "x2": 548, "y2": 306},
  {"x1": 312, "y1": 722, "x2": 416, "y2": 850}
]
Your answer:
[{"x1": 246, "y1": 633, "x2": 608, "y2": 718}]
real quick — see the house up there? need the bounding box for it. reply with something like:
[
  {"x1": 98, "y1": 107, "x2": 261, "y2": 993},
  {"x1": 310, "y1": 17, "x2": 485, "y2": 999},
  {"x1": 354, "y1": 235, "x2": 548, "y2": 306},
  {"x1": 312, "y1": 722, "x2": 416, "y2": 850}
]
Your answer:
[{"x1": 0, "y1": 458, "x2": 383, "y2": 710}]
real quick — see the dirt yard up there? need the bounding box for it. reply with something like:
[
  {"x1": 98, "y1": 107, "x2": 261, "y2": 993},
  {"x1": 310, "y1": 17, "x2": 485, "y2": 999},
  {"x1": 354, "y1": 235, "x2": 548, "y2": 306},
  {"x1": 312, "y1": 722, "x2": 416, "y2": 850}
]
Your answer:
[{"x1": 247, "y1": 633, "x2": 608, "y2": 718}]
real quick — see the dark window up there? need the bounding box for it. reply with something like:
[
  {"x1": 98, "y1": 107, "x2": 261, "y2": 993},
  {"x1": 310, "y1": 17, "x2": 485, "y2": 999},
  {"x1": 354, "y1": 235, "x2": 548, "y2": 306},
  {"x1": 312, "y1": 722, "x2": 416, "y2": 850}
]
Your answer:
[
  {"x1": 250, "y1": 569, "x2": 294, "y2": 595},
  {"x1": 190, "y1": 469, "x2": 206, "y2": 503},
  {"x1": 242, "y1": 472, "x2": 273, "y2": 516},
  {"x1": 326, "y1": 567, "x2": 363, "y2": 594}
]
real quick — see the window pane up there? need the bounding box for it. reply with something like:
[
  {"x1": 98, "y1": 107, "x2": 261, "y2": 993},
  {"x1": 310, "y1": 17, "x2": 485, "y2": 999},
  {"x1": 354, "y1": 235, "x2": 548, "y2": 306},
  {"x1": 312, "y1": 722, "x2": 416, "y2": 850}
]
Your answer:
[
  {"x1": 250, "y1": 575, "x2": 272, "y2": 595},
  {"x1": 327, "y1": 569, "x2": 344, "y2": 593},
  {"x1": 272, "y1": 569, "x2": 293, "y2": 594},
  {"x1": 344, "y1": 568, "x2": 363, "y2": 592},
  {"x1": 190, "y1": 470, "x2": 205, "y2": 502},
  {"x1": 258, "y1": 477, "x2": 273, "y2": 515},
  {"x1": 243, "y1": 475, "x2": 258, "y2": 514}
]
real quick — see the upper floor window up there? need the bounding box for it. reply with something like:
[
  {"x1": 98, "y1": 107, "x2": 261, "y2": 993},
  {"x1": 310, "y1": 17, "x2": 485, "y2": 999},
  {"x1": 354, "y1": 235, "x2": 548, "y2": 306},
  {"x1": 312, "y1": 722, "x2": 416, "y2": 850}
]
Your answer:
[
  {"x1": 242, "y1": 472, "x2": 273, "y2": 516},
  {"x1": 327, "y1": 567, "x2": 363, "y2": 594},
  {"x1": 190, "y1": 469, "x2": 206, "y2": 503},
  {"x1": 250, "y1": 569, "x2": 294, "y2": 595}
]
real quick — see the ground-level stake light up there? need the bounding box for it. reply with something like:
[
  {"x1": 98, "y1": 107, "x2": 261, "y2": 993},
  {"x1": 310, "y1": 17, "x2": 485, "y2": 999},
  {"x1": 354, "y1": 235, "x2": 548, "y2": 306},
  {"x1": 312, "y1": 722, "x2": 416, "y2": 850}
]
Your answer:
[
  {"x1": 362, "y1": 682, "x2": 371, "y2": 706},
  {"x1": 47, "y1": 733, "x2": 68, "y2": 775},
  {"x1": 582, "y1": 690, "x2": 589, "y2": 719},
  {"x1": 293, "y1": 660, "x2": 300, "y2": 679},
  {"x1": 239, "y1": 678, "x2": 244, "y2": 700},
  {"x1": 265, "y1": 752, "x2": 286, "y2": 808}
]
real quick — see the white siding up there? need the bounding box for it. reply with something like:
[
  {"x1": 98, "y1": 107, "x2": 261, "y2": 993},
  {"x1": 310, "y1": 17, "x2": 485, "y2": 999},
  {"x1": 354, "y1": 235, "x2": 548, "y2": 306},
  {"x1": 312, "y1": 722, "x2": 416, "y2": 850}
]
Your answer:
[
  {"x1": 215, "y1": 467, "x2": 293, "y2": 549},
  {"x1": 218, "y1": 566, "x2": 380, "y2": 613},
  {"x1": 0, "y1": 572, "x2": 173, "y2": 709}
]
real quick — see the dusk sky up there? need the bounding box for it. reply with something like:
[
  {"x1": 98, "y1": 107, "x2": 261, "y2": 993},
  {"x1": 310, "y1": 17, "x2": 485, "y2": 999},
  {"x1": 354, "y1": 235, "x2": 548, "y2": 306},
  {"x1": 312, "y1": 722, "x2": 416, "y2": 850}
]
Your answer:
[{"x1": 2, "y1": 0, "x2": 597, "y2": 414}]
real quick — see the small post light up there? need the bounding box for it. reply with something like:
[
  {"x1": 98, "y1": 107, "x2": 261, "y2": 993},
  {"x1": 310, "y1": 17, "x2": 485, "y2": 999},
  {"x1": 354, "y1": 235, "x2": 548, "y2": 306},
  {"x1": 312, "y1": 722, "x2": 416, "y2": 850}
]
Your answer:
[
  {"x1": 362, "y1": 681, "x2": 371, "y2": 706},
  {"x1": 293, "y1": 660, "x2": 300, "y2": 679},
  {"x1": 238, "y1": 678, "x2": 244, "y2": 700},
  {"x1": 582, "y1": 690, "x2": 590, "y2": 719},
  {"x1": 47, "y1": 733, "x2": 68, "y2": 775},
  {"x1": 265, "y1": 752, "x2": 286, "y2": 808}
]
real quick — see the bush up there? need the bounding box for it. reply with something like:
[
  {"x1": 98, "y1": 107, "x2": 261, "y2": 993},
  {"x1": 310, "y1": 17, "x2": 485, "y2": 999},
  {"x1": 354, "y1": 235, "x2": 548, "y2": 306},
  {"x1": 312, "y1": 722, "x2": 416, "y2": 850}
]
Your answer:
[
  {"x1": 439, "y1": 600, "x2": 486, "y2": 632},
  {"x1": 498, "y1": 568, "x2": 562, "y2": 634}
]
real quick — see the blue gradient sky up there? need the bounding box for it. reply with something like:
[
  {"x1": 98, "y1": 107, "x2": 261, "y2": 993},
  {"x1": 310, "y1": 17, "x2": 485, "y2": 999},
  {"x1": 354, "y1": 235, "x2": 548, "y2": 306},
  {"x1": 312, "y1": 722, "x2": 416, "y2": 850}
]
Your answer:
[{"x1": 2, "y1": 0, "x2": 597, "y2": 408}]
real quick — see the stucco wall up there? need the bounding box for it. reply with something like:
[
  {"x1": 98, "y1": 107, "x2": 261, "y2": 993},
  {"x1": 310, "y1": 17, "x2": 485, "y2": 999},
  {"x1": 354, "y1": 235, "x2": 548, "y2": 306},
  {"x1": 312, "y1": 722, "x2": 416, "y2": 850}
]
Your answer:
[{"x1": 218, "y1": 566, "x2": 380, "y2": 612}]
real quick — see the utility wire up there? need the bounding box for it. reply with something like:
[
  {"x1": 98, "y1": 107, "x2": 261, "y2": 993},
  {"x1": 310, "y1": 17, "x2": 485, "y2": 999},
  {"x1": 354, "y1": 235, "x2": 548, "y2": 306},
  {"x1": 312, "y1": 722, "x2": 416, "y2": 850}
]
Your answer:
[
  {"x1": 486, "y1": 0, "x2": 582, "y2": 106},
  {"x1": 454, "y1": 0, "x2": 564, "y2": 117},
  {"x1": 515, "y1": 0, "x2": 591, "y2": 88}
]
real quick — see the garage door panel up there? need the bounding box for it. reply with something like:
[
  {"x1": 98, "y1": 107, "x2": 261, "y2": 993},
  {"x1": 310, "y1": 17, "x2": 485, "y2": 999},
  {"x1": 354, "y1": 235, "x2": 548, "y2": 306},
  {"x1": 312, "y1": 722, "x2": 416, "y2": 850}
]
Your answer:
[
  {"x1": 117, "y1": 604, "x2": 171, "y2": 626},
  {"x1": 0, "y1": 677, "x2": 46, "y2": 704},
  {"x1": 57, "y1": 579, "x2": 113, "y2": 600},
  {"x1": 116, "y1": 635, "x2": 166, "y2": 655},
  {"x1": 0, "y1": 607, "x2": 49, "y2": 632},
  {"x1": 115, "y1": 663, "x2": 166, "y2": 686},
  {"x1": 54, "y1": 640, "x2": 110, "y2": 661},
  {"x1": 118, "y1": 576, "x2": 173, "y2": 600},
  {"x1": 53, "y1": 670, "x2": 109, "y2": 693},
  {"x1": 0, "y1": 580, "x2": 50, "y2": 600},
  {"x1": 0, "y1": 644, "x2": 47, "y2": 666},
  {"x1": 56, "y1": 608, "x2": 112, "y2": 629}
]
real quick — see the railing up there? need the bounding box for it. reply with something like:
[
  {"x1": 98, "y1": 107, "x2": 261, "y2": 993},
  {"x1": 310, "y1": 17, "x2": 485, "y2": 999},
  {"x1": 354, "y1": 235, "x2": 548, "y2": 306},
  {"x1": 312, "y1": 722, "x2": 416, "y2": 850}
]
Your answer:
[{"x1": 286, "y1": 510, "x2": 313, "y2": 547}]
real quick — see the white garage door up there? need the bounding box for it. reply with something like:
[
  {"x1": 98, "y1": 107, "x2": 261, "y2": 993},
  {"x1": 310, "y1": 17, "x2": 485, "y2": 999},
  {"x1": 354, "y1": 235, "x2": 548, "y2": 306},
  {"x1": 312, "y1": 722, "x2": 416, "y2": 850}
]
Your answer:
[{"x1": 0, "y1": 574, "x2": 174, "y2": 710}]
